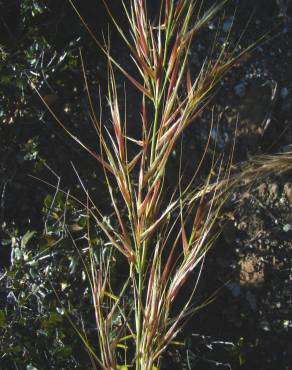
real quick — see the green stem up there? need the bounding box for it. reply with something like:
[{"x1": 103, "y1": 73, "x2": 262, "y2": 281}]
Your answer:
[
  {"x1": 136, "y1": 239, "x2": 148, "y2": 370},
  {"x1": 136, "y1": 268, "x2": 143, "y2": 370}
]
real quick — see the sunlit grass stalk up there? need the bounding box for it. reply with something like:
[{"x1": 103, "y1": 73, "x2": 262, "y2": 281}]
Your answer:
[
  {"x1": 105, "y1": 3, "x2": 223, "y2": 369},
  {"x1": 34, "y1": 0, "x2": 292, "y2": 369},
  {"x1": 73, "y1": 1, "x2": 258, "y2": 368}
]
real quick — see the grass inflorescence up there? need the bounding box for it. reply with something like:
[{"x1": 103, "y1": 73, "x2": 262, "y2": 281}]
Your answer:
[{"x1": 31, "y1": 1, "x2": 292, "y2": 369}]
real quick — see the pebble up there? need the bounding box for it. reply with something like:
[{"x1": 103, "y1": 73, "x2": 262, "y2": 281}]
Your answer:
[
  {"x1": 240, "y1": 255, "x2": 265, "y2": 286},
  {"x1": 238, "y1": 221, "x2": 247, "y2": 231},
  {"x1": 279, "y1": 197, "x2": 286, "y2": 204},
  {"x1": 258, "y1": 183, "x2": 267, "y2": 199},
  {"x1": 283, "y1": 224, "x2": 292, "y2": 232},
  {"x1": 284, "y1": 183, "x2": 292, "y2": 204},
  {"x1": 268, "y1": 183, "x2": 279, "y2": 201}
]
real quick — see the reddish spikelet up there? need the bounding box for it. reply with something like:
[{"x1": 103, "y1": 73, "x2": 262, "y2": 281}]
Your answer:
[
  {"x1": 137, "y1": 24, "x2": 149, "y2": 59},
  {"x1": 147, "y1": 178, "x2": 161, "y2": 216},
  {"x1": 112, "y1": 166, "x2": 130, "y2": 205},
  {"x1": 191, "y1": 196, "x2": 206, "y2": 241},
  {"x1": 137, "y1": 54, "x2": 156, "y2": 80},
  {"x1": 155, "y1": 52, "x2": 163, "y2": 92},
  {"x1": 149, "y1": 26, "x2": 158, "y2": 67},
  {"x1": 142, "y1": 97, "x2": 148, "y2": 132},
  {"x1": 161, "y1": 247, "x2": 175, "y2": 286},
  {"x1": 167, "y1": 36, "x2": 180, "y2": 77},
  {"x1": 165, "y1": 0, "x2": 171, "y2": 20},
  {"x1": 167, "y1": 58, "x2": 179, "y2": 100},
  {"x1": 181, "y1": 218, "x2": 189, "y2": 257},
  {"x1": 110, "y1": 95, "x2": 125, "y2": 161},
  {"x1": 159, "y1": 99, "x2": 184, "y2": 131},
  {"x1": 158, "y1": 118, "x2": 181, "y2": 146},
  {"x1": 138, "y1": 186, "x2": 154, "y2": 218}
]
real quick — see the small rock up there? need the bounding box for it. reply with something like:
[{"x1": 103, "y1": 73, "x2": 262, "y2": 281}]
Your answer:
[
  {"x1": 284, "y1": 183, "x2": 292, "y2": 204},
  {"x1": 283, "y1": 224, "x2": 292, "y2": 232},
  {"x1": 240, "y1": 255, "x2": 265, "y2": 287},
  {"x1": 279, "y1": 197, "x2": 286, "y2": 204},
  {"x1": 258, "y1": 183, "x2": 267, "y2": 199},
  {"x1": 238, "y1": 221, "x2": 247, "y2": 231},
  {"x1": 269, "y1": 183, "x2": 279, "y2": 201}
]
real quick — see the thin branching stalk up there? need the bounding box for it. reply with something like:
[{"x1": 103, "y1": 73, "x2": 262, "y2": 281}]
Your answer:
[{"x1": 32, "y1": 1, "x2": 292, "y2": 369}]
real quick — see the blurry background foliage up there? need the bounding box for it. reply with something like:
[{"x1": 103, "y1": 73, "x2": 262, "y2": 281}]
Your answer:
[{"x1": 0, "y1": 1, "x2": 116, "y2": 368}]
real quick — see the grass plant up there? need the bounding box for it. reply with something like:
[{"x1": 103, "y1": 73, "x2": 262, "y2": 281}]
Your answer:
[{"x1": 30, "y1": 1, "x2": 292, "y2": 369}]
